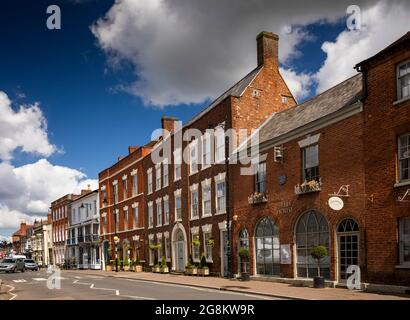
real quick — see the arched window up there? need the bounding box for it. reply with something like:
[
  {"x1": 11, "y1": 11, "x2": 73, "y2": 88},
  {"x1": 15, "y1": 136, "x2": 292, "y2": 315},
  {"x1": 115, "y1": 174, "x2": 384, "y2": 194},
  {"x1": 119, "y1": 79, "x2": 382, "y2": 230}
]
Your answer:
[
  {"x1": 255, "y1": 217, "x2": 280, "y2": 276},
  {"x1": 337, "y1": 218, "x2": 359, "y2": 233},
  {"x1": 295, "y1": 210, "x2": 330, "y2": 279}
]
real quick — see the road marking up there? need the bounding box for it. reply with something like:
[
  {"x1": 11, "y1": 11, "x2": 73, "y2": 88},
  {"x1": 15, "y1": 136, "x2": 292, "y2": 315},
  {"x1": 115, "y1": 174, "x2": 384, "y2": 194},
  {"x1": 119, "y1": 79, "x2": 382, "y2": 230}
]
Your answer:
[
  {"x1": 120, "y1": 294, "x2": 155, "y2": 300},
  {"x1": 12, "y1": 279, "x2": 27, "y2": 283},
  {"x1": 73, "y1": 279, "x2": 121, "y2": 296},
  {"x1": 6, "y1": 285, "x2": 17, "y2": 300},
  {"x1": 32, "y1": 278, "x2": 47, "y2": 281}
]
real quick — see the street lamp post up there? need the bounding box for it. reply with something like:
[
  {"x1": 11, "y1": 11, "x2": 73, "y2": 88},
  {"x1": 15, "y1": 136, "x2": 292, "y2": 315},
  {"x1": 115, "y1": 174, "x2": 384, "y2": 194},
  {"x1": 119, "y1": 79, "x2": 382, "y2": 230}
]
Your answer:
[{"x1": 114, "y1": 235, "x2": 119, "y2": 272}]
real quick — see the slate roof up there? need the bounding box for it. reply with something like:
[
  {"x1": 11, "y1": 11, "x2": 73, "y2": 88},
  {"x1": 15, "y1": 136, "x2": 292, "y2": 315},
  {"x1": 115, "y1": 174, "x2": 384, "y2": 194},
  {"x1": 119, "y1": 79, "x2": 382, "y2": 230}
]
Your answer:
[
  {"x1": 257, "y1": 73, "x2": 363, "y2": 145},
  {"x1": 355, "y1": 31, "x2": 410, "y2": 69},
  {"x1": 184, "y1": 66, "x2": 262, "y2": 128}
]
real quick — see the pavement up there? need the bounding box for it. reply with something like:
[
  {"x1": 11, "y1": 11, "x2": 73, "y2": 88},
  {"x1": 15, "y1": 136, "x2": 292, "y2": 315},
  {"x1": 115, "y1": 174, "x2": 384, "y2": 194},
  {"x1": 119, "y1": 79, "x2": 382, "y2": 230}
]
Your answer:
[
  {"x1": 64, "y1": 269, "x2": 410, "y2": 300},
  {"x1": 0, "y1": 270, "x2": 278, "y2": 300},
  {"x1": 1, "y1": 269, "x2": 409, "y2": 300}
]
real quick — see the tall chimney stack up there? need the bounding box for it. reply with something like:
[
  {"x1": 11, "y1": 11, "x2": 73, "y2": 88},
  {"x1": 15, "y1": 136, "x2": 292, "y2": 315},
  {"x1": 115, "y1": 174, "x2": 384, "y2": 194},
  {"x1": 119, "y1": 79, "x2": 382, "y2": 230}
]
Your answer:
[
  {"x1": 256, "y1": 31, "x2": 279, "y2": 68},
  {"x1": 161, "y1": 116, "x2": 180, "y2": 134}
]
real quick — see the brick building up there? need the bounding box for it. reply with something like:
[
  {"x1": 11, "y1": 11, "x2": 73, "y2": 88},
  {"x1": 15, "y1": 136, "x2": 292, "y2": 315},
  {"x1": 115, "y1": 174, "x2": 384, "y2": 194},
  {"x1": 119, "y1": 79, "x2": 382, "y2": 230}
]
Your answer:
[
  {"x1": 231, "y1": 74, "x2": 365, "y2": 284},
  {"x1": 356, "y1": 32, "x2": 410, "y2": 286},
  {"x1": 51, "y1": 194, "x2": 79, "y2": 265},
  {"x1": 98, "y1": 144, "x2": 153, "y2": 269},
  {"x1": 141, "y1": 31, "x2": 296, "y2": 275}
]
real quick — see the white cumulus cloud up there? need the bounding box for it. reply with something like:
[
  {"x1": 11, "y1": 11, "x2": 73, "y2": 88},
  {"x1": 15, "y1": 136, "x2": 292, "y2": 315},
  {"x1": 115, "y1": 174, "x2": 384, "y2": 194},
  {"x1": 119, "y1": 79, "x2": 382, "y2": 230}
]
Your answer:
[{"x1": 0, "y1": 91, "x2": 56, "y2": 161}]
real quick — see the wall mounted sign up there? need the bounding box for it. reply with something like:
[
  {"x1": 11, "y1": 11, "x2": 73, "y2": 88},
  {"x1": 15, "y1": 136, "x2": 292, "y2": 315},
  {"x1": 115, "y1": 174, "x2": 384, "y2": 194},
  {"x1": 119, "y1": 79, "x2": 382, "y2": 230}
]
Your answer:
[
  {"x1": 328, "y1": 196, "x2": 344, "y2": 211},
  {"x1": 278, "y1": 174, "x2": 287, "y2": 185},
  {"x1": 280, "y1": 244, "x2": 291, "y2": 264},
  {"x1": 278, "y1": 200, "x2": 293, "y2": 214}
]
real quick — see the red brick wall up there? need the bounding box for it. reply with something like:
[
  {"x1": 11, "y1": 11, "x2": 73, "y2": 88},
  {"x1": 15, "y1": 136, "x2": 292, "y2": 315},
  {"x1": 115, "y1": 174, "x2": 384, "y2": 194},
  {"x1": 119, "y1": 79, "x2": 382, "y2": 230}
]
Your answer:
[
  {"x1": 362, "y1": 47, "x2": 410, "y2": 285},
  {"x1": 231, "y1": 112, "x2": 366, "y2": 281}
]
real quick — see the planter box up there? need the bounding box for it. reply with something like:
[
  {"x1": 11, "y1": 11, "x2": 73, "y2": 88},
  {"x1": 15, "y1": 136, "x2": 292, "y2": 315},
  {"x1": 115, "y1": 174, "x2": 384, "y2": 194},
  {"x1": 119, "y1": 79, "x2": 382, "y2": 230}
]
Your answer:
[
  {"x1": 123, "y1": 266, "x2": 130, "y2": 271},
  {"x1": 185, "y1": 268, "x2": 198, "y2": 276},
  {"x1": 152, "y1": 267, "x2": 161, "y2": 273},
  {"x1": 135, "y1": 265, "x2": 143, "y2": 273},
  {"x1": 160, "y1": 267, "x2": 169, "y2": 273},
  {"x1": 197, "y1": 268, "x2": 210, "y2": 276},
  {"x1": 105, "y1": 265, "x2": 113, "y2": 272}
]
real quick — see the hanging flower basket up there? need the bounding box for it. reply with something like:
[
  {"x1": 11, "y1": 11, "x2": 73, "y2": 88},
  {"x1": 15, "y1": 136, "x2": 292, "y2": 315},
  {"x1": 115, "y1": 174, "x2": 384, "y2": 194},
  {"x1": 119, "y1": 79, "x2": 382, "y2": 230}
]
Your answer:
[{"x1": 206, "y1": 239, "x2": 215, "y2": 247}]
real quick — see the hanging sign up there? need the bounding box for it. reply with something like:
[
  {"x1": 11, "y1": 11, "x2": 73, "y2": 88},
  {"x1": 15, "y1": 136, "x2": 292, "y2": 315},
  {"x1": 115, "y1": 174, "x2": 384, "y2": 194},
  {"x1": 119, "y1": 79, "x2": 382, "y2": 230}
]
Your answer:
[{"x1": 328, "y1": 196, "x2": 344, "y2": 211}]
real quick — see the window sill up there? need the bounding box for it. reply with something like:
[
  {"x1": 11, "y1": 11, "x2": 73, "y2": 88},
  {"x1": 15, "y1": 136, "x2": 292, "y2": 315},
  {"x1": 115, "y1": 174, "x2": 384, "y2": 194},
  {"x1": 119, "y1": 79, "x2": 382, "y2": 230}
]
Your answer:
[
  {"x1": 193, "y1": 259, "x2": 200, "y2": 263},
  {"x1": 155, "y1": 188, "x2": 161, "y2": 192},
  {"x1": 174, "y1": 178, "x2": 181, "y2": 182},
  {"x1": 215, "y1": 211, "x2": 227, "y2": 216},
  {"x1": 393, "y1": 96, "x2": 410, "y2": 106},
  {"x1": 395, "y1": 264, "x2": 410, "y2": 269},
  {"x1": 206, "y1": 259, "x2": 213, "y2": 263},
  {"x1": 148, "y1": 226, "x2": 153, "y2": 229},
  {"x1": 202, "y1": 213, "x2": 212, "y2": 218},
  {"x1": 190, "y1": 216, "x2": 199, "y2": 221},
  {"x1": 201, "y1": 165, "x2": 211, "y2": 170},
  {"x1": 189, "y1": 170, "x2": 199, "y2": 177},
  {"x1": 394, "y1": 180, "x2": 410, "y2": 188},
  {"x1": 156, "y1": 224, "x2": 162, "y2": 228}
]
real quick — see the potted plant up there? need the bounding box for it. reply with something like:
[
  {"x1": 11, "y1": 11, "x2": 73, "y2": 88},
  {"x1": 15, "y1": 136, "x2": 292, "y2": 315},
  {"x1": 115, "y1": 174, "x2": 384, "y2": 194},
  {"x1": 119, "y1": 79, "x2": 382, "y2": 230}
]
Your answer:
[
  {"x1": 310, "y1": 245, "x2": 328, "y2": 288},
  {"x1": 185, "y1": 255, "x2": 198, "y2": 275},
  {"x1": 106, "y1": 259, "x2": 114, "y2": 272},
  {"x1": 238, "y1": 248, "x2": 250, "y2": 281},
  {"x1": 135, "y1": 257, "x2": 142, "y2": 273},
  {"x1": 123, "y1": 256, "x2": 130, "y2": 271},
  {"x1": 192, "y1": 238, "x2": 201, "y2": 247},
  {"x1": 152, "y1": 255, "x2": 161, "y2": 273},
  {"x1": 198, "y1": 254, "x2": 209, "y2": 276},
  {"x1": 160, "y1": 256, "x2": 169, "y2": 273},
  {"x1": 206, "y1": 239, "x2": 215, "y2": 248}
]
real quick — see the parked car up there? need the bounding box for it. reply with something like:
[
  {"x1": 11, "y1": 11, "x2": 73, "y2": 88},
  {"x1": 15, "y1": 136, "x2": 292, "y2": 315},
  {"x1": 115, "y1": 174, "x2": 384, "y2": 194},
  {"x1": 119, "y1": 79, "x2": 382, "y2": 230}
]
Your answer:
[
  {"x1": 24, "y1": 259, "x2": 39, "y2": 271},
  {"x1": 0, "y1": 258, "x2": 25, "y2": 273}
]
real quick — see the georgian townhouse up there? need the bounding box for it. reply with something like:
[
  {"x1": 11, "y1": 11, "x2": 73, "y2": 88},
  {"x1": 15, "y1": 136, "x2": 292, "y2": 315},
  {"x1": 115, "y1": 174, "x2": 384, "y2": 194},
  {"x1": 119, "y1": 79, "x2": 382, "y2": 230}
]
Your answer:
[
  {"x1": 231, "y1": 74, "x2": 365, "y2": 285},
  {"x1": 32, "y1": 214, "x2": 53, "y2": 267},
  {"x1": 142, "y1": 31, "x2": 297, "y2": 275},
  {"x1": 67, "y1": 189, "x2": 101, "y2": 269},
  {"x1": 355, "y1": 32, "x2": 410, "y2": 286},
  {"x1": 51, "y1": 194, "x2": 79, "y2": 265},
  {"x1": 98, "y1": 144, "x2": 153, "y2": 270}
]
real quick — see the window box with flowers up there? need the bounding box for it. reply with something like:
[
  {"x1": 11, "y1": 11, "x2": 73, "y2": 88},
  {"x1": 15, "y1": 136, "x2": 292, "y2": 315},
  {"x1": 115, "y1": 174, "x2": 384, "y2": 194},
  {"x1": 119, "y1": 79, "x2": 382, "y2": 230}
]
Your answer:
[
  {"x1": 294, "y1": 179, "x2": 322, "y2": 195},
  {"x1": 206, "y1": 239, "x2": 215, "y2": 247},
  {"x1": 248, "y1": 192, "x2": 268, "y2": 204}
]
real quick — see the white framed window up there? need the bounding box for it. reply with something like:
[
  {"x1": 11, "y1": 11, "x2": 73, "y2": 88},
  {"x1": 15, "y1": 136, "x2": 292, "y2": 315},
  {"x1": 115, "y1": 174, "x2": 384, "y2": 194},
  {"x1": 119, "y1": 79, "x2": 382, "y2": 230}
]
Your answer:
[
  {"x1": 398, "y1": 133, "x2": 410, "y2": 182},
  {"x1": 114, "y1": 209, "x2": 119, "y2": 233},
  {"x1": 165, "y1": 235, "x2": 171, "y2": 260},
  {"x1": 399, "y1": 217, "x2": 410, "y2": 265},
  {"x1": 203, "y1": 231, "x2": 213, "y2": 262},
  {"x1": 255, "y1": 162, "x2": 267, "y2": 193},
  {"x1": 302, "y1": 144, "x2": 319, "y2": 182},
  {"x1": 202, "y1": 181, "x2": 212, "y2": 217},
  {"x1": 148, "y1": 236, "x2": 155, "y2": 266},
  {"x1": 397, "y1": 60, "x2": 410, "y2": 100},
  {"x1": 202, "y1": 132, "x2": 211, "y2": 169},
  {"x1": 191, "y1": 188, "x2": 199, "y2": 219},
  {"x1": 122, "y1": 176, "x2": 128, "y2": 199},
  {"x1": 174, "y1": 148, "x2": 182, "y2": 181},
  {"x1": 175, "y1": 192, "x2": 182, "y2": 221},
  {"x1": 215, "y1": 127, "x2": 225, "y2": 163},
  {"x1": 123, "y1": 207, "x2": 129, "y2": 230},
  {"x1": 147, "y1": 169, "x2": 153, "y2": 194},
  {"x1": 155, "y1": 164, "x2": 162, "y2": 191},
  {"x1": 163, "y1": 197, "x2": 170, "y2": 225},
  {"x1": 101, "y1": 189, "x2": 107, "y2": 206},
  {"x1": 132, "y1": 173, "x2": 138, "y2": 196},
  {"x1": 133, "y1": 205, "x2": 139, "y2": 229},
  {"x1": 215, "y1": 173, "x2": 226, "y2": 214},
  {"x1": 163, "y1": 161, "x2": 169, "y2": 187},
  {"x1": 148, "y1": 202, "x2": 154, "y2": 228},
  {"x1": 192, "y1": 233, "x2": 200, "y2": 261},
  {"x1": 189, "y1": 140, "x2": 198, "y2": 174},
  {"x1": 113, "y1": 182, "x2": 118, "y2": 204},
  {"x1": 156, "y1": 199, "x2": 162, "y2": 226}
]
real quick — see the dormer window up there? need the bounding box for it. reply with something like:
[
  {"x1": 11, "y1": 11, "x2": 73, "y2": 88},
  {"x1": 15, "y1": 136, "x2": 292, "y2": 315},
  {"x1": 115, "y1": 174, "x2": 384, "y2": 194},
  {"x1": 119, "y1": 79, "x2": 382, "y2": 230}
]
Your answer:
[{"x1": 397, "y1": 60, "x2": 410, "y2": 101}]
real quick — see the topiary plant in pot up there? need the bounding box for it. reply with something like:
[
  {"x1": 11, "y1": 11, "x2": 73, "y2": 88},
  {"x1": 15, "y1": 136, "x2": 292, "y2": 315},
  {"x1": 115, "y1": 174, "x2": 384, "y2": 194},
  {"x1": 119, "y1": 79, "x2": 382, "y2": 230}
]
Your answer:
[
  {"x1": 310, "y1": 245, "x2": 328, "y2": 288},
  {"x1": 238, "y1": 248, "x2": 250, "y2": 281}
]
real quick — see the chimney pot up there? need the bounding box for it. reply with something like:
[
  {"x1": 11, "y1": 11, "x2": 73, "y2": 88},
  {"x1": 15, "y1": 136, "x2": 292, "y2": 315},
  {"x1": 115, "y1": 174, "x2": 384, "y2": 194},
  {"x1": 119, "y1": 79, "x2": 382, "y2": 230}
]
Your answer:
[{"x1": 256, "y1": 31, "x2": 279, "y2": 67}]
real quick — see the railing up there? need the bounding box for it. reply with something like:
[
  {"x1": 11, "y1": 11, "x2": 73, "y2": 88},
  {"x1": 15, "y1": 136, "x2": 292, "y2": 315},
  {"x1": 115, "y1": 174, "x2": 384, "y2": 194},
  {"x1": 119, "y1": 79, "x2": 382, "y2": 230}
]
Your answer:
[
  {"x1": 84, "y1": 234, "x2": 99, "y2": 242},
  {"x1": 294, "y1": 179, "x2": 322, "y2": 195},
  {"x1": 248, "y1": 192, "x2": 268, "y2": 204}
]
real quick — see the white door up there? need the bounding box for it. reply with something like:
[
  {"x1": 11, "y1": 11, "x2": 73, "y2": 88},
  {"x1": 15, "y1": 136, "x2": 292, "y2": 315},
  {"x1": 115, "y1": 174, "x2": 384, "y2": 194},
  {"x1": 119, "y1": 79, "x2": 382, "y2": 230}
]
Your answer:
[{"x1": 176, "y1": 242, "x2": 185, "y2": 272}]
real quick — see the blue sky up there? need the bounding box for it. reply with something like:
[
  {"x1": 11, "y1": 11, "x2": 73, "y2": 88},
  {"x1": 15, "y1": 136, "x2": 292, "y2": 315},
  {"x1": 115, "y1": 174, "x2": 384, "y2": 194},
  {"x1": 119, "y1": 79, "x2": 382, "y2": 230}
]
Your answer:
[{"x1": 1, "y1": 0, "x2": 409, "y2": 239}]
